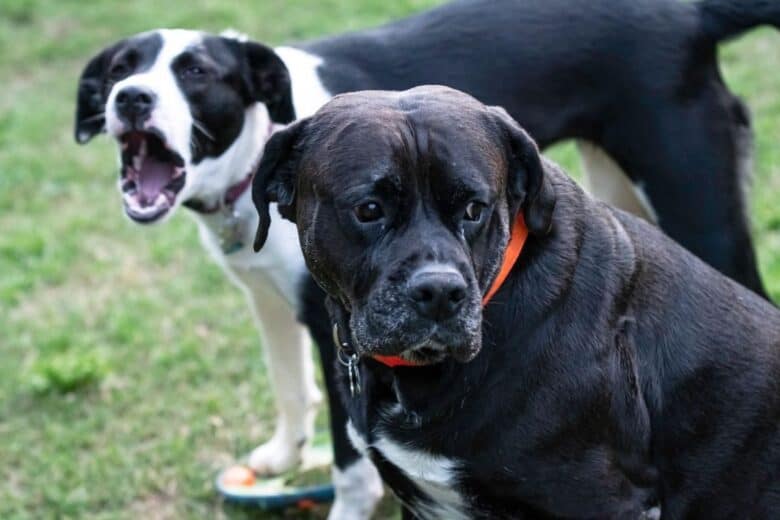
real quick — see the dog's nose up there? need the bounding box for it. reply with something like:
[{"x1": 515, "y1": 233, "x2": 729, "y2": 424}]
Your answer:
[
  {"x1": 115, "y1": 86, "x2": 156, "y2": 124},
  {"x1": 409, "y1": 269, "x2": 467, "y2": 321}
]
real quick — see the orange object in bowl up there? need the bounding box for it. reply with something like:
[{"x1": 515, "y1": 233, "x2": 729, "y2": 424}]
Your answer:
[{"x1": 222, "y1": 465, "x2": 256, "y2": 487}]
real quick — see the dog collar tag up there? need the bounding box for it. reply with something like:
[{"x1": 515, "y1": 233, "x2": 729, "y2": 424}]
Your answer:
[
  {"x1": 338, "y1": 349, "x2": 361, "y2": 398},
  {"x1": 219, "y1": 207, "x2": 245, "y2": 255},
  {"x1": 334, "y1": 323, "x2": 361, "y2": 397}
]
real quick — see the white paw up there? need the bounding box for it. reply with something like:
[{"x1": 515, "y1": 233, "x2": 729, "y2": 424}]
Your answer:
[
  {"x1": 328, "y1": 457, "x2": 384, "y2": 520},
  {"x1": 247, "y1": 432, "x2": 305, "y2": 476}
]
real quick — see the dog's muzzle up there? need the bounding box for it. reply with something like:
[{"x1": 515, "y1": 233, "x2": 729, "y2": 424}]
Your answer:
[{"x1": 118, "y1": 129, "x2": 185, "y2": 223}]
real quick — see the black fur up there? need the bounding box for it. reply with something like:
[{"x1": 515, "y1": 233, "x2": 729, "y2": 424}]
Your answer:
[
  {"x1": 185, "y1": 37, "x2": 294, "y2": 163},
  {"x1": 74, "y1": 32, "x2": 161, "y2": 143},
  {"x1": 699, "y1": 0, "x2": 780, "y2": 41},
  {"x1": 255, "y1": 86, "x2": 780, "y2": 518}
]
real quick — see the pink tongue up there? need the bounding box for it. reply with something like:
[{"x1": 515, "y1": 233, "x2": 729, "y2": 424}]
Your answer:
[{"x1": 137, "y1": 156, "x2": 173, "y2": 205}]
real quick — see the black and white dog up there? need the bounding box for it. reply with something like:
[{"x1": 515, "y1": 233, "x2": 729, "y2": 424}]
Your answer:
[
  {"x1": 75, "y1": 0, "x2": 779, "y2": 516},
  {"x1": 252, "y1": 85, "x2": 780, "y2": 519}
]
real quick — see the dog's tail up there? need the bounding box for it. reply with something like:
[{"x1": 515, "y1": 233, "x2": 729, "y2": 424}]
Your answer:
[{"x1": 697, "y1": 0, "x2": 780, "y2": 42}]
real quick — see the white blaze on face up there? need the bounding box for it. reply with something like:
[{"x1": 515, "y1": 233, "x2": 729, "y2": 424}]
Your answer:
[{"x1": 105, "y1": 29, "x2": 201, "y2": 165}]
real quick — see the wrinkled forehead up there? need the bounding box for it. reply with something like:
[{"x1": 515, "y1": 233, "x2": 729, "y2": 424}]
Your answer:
[{"x1": 304, "y1": 95, "x2": 506, "y2": 193}]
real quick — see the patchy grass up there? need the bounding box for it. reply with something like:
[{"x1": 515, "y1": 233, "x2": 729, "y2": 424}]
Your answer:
[{"x1": 0, "y1": 1, "x2": 778, "y2": 518}]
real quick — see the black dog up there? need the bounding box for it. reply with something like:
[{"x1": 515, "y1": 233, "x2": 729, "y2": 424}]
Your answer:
[{"x1": 253, "y1": 86, "x2": 780, "y2": 519}]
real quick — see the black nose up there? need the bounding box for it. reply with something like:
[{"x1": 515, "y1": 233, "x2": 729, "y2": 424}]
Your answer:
[
  {"x1": 115, "y1": 86, "x2": 156, "y2": 125},
  {"x1": 409, "y1": 268, "x2": 468, "y2": 321}
]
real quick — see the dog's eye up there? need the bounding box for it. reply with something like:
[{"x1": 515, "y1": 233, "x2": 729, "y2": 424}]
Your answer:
[
  {"x1": 109, "y1": 63, "x2": 130, "y2": 79},
  {"x1": 354, "y1": 201, "x2": 384, "y2": 223},
  {"x1": 182, "y1": 65, "x2": 206, "y2": 78},
  {"x1": 464, "y1": 201, "x2": 485, "y2": 222}
]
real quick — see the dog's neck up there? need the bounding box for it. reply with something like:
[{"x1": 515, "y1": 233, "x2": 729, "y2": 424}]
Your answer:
[
  {"x1": 181, "y1": 104, "x2": 286, "y2": 255},
  {"x1": 184, "y1": 104, "x2": 280, "y2": 214}
]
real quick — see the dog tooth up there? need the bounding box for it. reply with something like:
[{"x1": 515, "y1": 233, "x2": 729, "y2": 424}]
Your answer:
[
  {"x1": 172, "y1": 168, "x2": 184, "y2": 179},
  {"x1": 139, "y1": 138, "x2": 147, "y2": 158}
]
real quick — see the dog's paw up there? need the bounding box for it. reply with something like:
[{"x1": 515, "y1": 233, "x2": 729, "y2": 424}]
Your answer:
[
  {"x1": 247, "y1": 434, "x2": 305, "y2": 476},
  {"x1": 328, "y1": 457, "x2": 384, "y2": 520}
]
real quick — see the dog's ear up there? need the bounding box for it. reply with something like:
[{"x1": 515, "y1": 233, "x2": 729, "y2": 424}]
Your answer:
[
  {"x1": 252, "y1": 118, "x2": 309, "y2": 251},
  {"x1": 241, "y1": 41, "x2": 295, "y2": 124},
  {"x1": 489, "y1": 106, "x2": 556, "y2": 235},
  {"x1": 75, "y1": 41, "x2": 124, "y2": 144}
]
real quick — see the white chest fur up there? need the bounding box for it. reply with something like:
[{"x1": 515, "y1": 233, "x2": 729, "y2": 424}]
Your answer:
[
  {"x1": 347, "y1": 421, "x2": 470, "y2": 520},
  {"x1": 192, "y1": 196, "x2": 306, "y2": 307}
]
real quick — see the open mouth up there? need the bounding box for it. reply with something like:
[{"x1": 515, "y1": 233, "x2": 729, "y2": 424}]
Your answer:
[{"x1": 119, "y1": 130, "x2": 185, "y2": 223}]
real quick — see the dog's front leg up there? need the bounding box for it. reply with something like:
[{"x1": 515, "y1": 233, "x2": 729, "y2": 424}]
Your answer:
[{"x1": 240, "y1": 277, "x2": 323, "y2": 475}]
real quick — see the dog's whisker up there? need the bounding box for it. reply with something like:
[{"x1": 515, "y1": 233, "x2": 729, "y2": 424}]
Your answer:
[
  {"x1": 192, "y1": 119, "x2": 215, "y2": 142},
  {"x1": 80, "y1": 112, "x2": 106, "y2": 123}
]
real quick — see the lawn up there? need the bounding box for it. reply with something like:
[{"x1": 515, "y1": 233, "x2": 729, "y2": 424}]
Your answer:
[{"x1": 1, "y1": 1, "x2": 779, "y2": 518}]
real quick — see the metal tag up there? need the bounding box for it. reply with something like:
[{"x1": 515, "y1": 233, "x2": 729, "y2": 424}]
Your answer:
[
  {"x1": 336, "y1": 343, "x2": 361, "y2": 398},
  {"x1": 346, "y1": 353, "x2": 361, "y2": 397}
]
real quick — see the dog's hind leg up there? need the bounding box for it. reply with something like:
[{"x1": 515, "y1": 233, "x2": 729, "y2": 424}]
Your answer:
[{"x1": 239, "y1": 276, "x2": 323, "y2": 475}]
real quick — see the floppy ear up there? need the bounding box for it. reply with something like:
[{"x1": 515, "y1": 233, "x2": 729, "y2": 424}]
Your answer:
[
  {"x1": 74, "y1": 41, "x2": 124, "y2": 144},
  {"x1": 241, "y1": 41, "x2": 295, "y2": 124},
  {"x1": 489, "y1": 106, "x2": 556, "y2": 235},
  {"x1": 252, "y1": 118, "x2": 309, "y2": 251}
]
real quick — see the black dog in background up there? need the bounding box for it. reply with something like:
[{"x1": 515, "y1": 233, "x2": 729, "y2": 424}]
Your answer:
[
  {"x1": 297, "y1": 0, "x2": 780, "y2": 299},
  {"x1": 253, "y1": 86, "x2": 780, "y2": 519}
]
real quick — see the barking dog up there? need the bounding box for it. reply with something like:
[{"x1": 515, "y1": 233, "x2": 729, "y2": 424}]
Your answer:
[
  {"x1": 253, "y1": 86, "x2": 780, "y2": 519},
  {"x1": 75, "y1": 30, "x2": 385, "y2": 518},
  {"x1": 76, "y1": 0, "x2": 780, "y2": 516}
]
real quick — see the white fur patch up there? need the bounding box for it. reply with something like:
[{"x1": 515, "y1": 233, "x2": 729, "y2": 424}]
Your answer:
[
  {"x1": 348, "y1": 420, "x2": 468, "y2": 518},
  {"x1": 275, "y1": 46, "x2": 333, "y2": 118},
  {"x1": 220, "y1": 28, "x2": 248, "y2": 42},
  {"x1": 373, "y1": 434, "x2": 469, "y2": 520},
  {"x1": 330, "y1": 456, "x2": 384, "y2": 520},
  {"x1": 346, "y1": 420, "x2": 370, "y2": 456}
]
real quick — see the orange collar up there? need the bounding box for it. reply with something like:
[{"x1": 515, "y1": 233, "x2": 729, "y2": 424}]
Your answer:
[{"x1": 373, "y1": 213, "x2": 529, "y2": 368}]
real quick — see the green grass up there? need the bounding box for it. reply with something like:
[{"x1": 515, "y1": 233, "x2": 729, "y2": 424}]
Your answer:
[{"x1": 1, "y1": 1, "x2": 779, "y2": 518}]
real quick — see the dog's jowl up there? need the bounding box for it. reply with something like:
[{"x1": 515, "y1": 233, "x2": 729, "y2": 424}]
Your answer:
[{"x1": 253, "y1": 86, "x2": 780, "y2": 519}]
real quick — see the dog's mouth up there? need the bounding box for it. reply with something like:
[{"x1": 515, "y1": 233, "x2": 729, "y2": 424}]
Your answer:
[
  {"x1": 119, "y1": 130, "x2": 185, "y2": 223},
  {"x1": 398, "y1": 340, "x2": 450, "y2": 365},
  {"x1": 364, "y1": 328, "x2": 481, "y2": 366}
]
